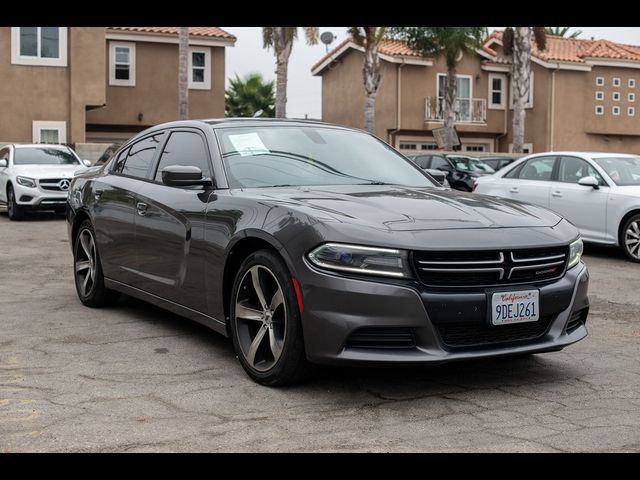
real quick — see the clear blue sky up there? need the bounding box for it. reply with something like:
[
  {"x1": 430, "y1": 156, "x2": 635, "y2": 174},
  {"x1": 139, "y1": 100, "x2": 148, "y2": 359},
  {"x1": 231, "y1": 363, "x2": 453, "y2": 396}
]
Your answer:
[{"x1": 221, "y1": 27, "x2": 640, "y2": 120}]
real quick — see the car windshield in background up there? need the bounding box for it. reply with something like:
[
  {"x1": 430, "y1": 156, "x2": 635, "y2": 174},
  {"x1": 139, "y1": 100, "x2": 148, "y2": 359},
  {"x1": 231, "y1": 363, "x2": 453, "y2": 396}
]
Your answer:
[
  {"x1": 14, "y1": 147, "x2": 79, "y2": 165},
  {"x1": 448, "y1": 156, "x2": 495, "y2": 174},
  {"x1": 594, "y1": 157, "x2": 640, "y2": 186},
  {"x1": 216, "y1": 126, "x2": 437, "y2": 189}
]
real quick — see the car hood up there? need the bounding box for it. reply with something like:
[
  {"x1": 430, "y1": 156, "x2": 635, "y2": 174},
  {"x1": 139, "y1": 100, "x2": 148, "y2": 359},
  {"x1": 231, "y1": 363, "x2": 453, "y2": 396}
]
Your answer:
[
  {"x1": 240, "y1": 185, "x2": 562, "y2": 231},
  {"x1": 11, "y1": 164, "x2": 86, "y2": 178}
]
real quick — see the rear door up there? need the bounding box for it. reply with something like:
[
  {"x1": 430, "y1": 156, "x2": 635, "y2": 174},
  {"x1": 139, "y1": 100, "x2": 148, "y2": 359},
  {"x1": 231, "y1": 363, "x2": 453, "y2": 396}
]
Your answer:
[
  {"x1": 134, "y1": 129, "x2": 215, "y2": 312},
  {"x1": 503, "y1": 155, "x2": 557, "y2": 208},
  {"x1": 548, "y1": 155, "x2": 608, "y2": 241}
]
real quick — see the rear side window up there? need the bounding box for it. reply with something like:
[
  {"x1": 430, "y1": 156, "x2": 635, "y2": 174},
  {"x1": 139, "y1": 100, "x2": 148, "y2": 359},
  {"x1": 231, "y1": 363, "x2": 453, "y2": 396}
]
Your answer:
[
  {"x1": 411, "y1": 155, "x2": 430, "y2": 169},
  {"x1": 154, "y1": 131, "x2": 211, "y2": 182},
  {"x1": 116, "y1": 133, "x2": 165, "y2": 179},
  {"x1": 517, "y1": 157, "x2": 556, "y2": 181},
  {"x1": 430, "y1": 156, "x2": 449, "y2": 170}
]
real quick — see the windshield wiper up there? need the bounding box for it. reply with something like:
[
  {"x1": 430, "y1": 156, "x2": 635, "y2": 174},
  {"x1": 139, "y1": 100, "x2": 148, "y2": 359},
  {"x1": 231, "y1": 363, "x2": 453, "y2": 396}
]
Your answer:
[{"x1": 359, "y1": 181, "x2": 392, "y2": 185}]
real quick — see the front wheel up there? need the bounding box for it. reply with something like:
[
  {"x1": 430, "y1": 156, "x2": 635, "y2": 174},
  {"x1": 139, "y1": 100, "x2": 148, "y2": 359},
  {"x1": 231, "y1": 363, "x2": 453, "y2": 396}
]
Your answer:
[
  {"x1": 622, "y1": 214, "x2": 640, "y2": 262},
  {"x1": 230, "y1": 250, "x2": 308, "y2": 386},
  {"x1": 6, "y1": 185, "x2": 24, "y2": 221}
]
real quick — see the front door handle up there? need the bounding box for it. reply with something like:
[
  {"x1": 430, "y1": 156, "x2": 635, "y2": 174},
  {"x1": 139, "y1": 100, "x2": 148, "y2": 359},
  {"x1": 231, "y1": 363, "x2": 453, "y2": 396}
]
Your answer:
[
  {"x1": 136, "y1": 202, "x2": 148, "y2": 216},
  {"x1": 551, "y1": 191, "x2": 563, "y2": 198},
  {"x1": 509, "y1": 187, "x2": 519, "y2": 193}
]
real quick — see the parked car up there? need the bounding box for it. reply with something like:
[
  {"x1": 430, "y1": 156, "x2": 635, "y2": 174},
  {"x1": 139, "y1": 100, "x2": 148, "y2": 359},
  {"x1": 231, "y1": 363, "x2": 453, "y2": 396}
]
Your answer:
[
  {"x1": 408, "y1": 153, "x2": 495, "y2": 191},
  {"x1": 67, "y1": 119, "x2": 589, "y2": 385},
  {"x1": 477, "y1": 156, "x2": 518, "y2": 172},
  {"x1": 0, "y1": 144, "x2": 90, "y2": 220},
  {"x1": 475, "y1": 152, "x2": 640, "y2": 262},
  {"x1": 406, "y1": 155, "x2": 450, "y2": 187}
]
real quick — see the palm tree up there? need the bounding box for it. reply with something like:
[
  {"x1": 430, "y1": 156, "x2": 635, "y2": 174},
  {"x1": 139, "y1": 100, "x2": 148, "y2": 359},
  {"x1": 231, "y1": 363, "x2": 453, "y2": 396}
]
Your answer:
[
  {"x1": 225, "y1": 73, "x2": 275, "y2": 117},
  {"x1": 262, "y1": 27, "x2": 319, "y2": 118},
  {"x1": 503, "y1": 27, "x2": 546, "y2": 153},
  {"x1": 391, "y1": 27, "x2": 486, "y2": 150},
  {"x1": 545, "y1": 27, "x2": 582, "y2": 38},
  {"x1": 349, "y1": 27, "x2": 387, "y2": 134},
  {"x1": 178, "y1": 27, "x2": 189, "y2": 120}
]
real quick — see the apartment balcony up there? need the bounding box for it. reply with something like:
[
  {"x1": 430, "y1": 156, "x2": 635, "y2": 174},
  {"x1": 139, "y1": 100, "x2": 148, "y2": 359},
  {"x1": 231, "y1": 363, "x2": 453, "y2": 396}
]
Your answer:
[{"x1": 425, "y1": 97, "x2": 487, "y2": 124}]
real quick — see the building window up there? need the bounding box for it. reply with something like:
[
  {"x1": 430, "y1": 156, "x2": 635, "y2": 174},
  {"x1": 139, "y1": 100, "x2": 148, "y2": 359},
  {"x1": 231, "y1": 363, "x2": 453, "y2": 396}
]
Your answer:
[
  {"x1": 109, "y1": 42, "x2": 136, "y2": 87},
  {"x1": 595, "y1": 105, "x2": 604, "y2": 115},
  {"x1": 399, "y1": 143, "x2": 417, "y2": 150},
  {"x1": 629, "y1": 79, "x2": 636, "y2": 88},
  {"x1": 595, "y1": 91, "x2": 604, "y2": 101},
  {"x1": 10, "y1": 27, "x2": 67, "y2": 67},
  {"x1": 421, "y1": 144, "x2": 438, "y2": 150},
  {"x1": 437, "y1": 74, "x2": 473, "y2": 121},
  {"x1": 488, "y1": 73, "x2": 506, "y2": 109},
  {"x1": 32, "y1": 121, "x2": 66, "y2": 144},
  {"x1": 464, "y1": 144, "x2": 486, "y2": 152},
  {"x1": 188, "y1": 47, "x2": 211, "y2": 90},
  {"x1": 509, "y1": 72, "x2": 534, "y2": 109},
  {"x1": 613, "y1": 106, "x2": 621, "y2": 115},
  {"x1": 629, "y1": 92, "x2": 636, "y2": 102},
  {"x1": 595, "y1": 76, "x2": 604, "y2": 86},
  {"x1": 613, "y1": 77, "x2": 621, "y2": 87},
  {"x1": 629, "y1": 107, "x2": 635, "y2": 117},
  {"x1": 613, "y1": 91, "x2": 621, "y2": 101}
]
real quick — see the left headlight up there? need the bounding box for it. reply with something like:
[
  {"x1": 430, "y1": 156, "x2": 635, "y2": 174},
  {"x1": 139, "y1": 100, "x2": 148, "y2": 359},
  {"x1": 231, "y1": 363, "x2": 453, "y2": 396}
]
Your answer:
[
  {"x1": 16, "y1": 176, "x2": 37, "y2": 188},
  {"x1": 307, "y1": 243, "x2": 413, "y2": 278},
  {"x1": 567, "y1": 238, "x2": 584, "y2": 269}
]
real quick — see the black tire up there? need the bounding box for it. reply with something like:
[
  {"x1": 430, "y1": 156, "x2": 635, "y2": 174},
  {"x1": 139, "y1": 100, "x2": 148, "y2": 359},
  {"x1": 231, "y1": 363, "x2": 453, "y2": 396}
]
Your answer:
[
  {"x1": 6, "y1": 185, "x2": 25, "y2": 221},
  {"x1": 229, "y1": 249, "x2": 308, "y2": 386},
  {"x1": 73, "y1": 220, "x2": 120, "y2": 307},
  {"x1": 621, "y1": 214, "x2": 640, "y2": 263}
]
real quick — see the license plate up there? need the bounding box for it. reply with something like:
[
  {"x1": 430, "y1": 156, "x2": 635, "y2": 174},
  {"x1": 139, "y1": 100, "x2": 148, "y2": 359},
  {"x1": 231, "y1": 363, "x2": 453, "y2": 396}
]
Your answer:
[{"x1": 491, "y1": 290, "x2": 539, "y2": 325}]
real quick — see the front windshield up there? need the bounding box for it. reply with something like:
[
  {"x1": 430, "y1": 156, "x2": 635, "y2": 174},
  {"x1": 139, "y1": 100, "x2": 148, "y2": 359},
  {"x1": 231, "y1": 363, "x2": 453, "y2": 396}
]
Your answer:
[
  {"x1": 594, "y1": 157, "x2": 640, "y2": 186},
  {"x1": 448, "y1": 155, "x2": 495, "y2": 173},
  {"x1": 216, "y1": 126, "x2": 437, "y2": 188},
  {"x1": 14, "y1": 147, "x2": 79, "y2": 166}
]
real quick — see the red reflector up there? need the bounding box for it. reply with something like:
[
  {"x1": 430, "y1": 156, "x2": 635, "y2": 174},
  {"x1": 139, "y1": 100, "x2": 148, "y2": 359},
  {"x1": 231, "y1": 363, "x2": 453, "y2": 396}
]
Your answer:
[{"x1": 292, "y1": 277, "x2": 304, "y2": 313}]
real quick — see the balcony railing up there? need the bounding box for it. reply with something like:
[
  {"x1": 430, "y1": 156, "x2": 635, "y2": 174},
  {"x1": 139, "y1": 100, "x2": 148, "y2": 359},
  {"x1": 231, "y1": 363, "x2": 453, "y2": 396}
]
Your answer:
[{"x1": 425, "y1": 97, "x2": 487, "y2": 123}]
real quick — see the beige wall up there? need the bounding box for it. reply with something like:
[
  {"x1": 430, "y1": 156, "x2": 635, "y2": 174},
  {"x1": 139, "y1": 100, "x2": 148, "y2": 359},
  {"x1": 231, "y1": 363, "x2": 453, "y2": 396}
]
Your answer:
[
  {"x1": 0, "y1": 27, "x2": 105, "y2": 144},
  {"x1": 86, "y1": 41, "x2": 226, "y2": 131}
]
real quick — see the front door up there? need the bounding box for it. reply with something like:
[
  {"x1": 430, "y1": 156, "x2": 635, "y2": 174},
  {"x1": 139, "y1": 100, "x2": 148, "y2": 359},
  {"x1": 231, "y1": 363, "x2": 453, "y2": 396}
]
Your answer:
[{"x1": 505, "y1": 155, "x2": 557, "y2": 208}]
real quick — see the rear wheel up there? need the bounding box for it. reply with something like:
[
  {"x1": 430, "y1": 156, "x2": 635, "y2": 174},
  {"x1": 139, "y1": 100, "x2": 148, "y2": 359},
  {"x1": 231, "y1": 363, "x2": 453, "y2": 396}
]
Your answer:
[
  {"x1": 6, "y1": 185, "x2": 24, "y2": 221},
  {"x1": 230, "y1": 250, "x2": 308, "y2": 386},
  {"x1": 622, "y1": 214, "x2": 640, "y2": 262},
  {"x1": 74, "y1": 220, "x2": 119, "y2": 307}
]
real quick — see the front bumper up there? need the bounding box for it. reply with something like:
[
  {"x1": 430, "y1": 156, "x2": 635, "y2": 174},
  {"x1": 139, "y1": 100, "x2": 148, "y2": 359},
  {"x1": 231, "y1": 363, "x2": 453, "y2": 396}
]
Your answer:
[
  {"x1": 298, "y1": 261, "x2": 589, "y2": 366},
  {"x1": 13, "y1": 182, "x2": 68, "y2": 210}
]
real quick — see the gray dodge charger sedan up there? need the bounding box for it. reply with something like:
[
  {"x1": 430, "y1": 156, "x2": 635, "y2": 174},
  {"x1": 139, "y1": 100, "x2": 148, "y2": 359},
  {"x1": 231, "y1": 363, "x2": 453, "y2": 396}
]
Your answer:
[{"x1": 66, "y1": 119, "x2": 589, "y2": 385}]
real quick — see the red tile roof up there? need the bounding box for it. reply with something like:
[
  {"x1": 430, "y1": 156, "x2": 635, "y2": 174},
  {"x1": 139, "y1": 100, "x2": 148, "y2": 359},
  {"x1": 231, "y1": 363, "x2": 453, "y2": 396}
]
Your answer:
[
  {"x1": 312, "y1": 37, "x2": 422, "y2": 71},
  {"x1": 108, "y1": 27, "x2": 235, "y2": 40}
]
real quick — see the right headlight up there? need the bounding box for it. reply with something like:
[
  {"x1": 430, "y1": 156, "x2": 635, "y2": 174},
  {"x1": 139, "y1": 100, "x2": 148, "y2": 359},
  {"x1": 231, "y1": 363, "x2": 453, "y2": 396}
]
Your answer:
[
  {"x1": 16, "y1": 176, "x2": 37, "y2": 188},
  {"x1": 307, "y1": 243, "x2": 413, "y2": 278},
  {"x1": 567, "y1": 238, "x2": 584, "y2": 269}
]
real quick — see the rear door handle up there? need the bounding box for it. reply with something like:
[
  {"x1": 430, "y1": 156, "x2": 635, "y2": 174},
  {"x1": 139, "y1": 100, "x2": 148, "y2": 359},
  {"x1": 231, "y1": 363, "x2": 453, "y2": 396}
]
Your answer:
[
  {"x1": 551, "y1": 191, "x2": 563, "y2": 198},
  {"x1": 136, "y1": 202, "x2": 148, "y2": 216},
  {"x1": 509, "y1": 187, "x2": 519, "y2": 193}
]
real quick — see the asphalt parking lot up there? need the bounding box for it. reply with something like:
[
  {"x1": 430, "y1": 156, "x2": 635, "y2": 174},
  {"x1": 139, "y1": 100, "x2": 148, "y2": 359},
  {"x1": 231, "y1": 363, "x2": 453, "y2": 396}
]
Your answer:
[{"x1": 1, "y1": 212, "x2": 639, "y2": 452}]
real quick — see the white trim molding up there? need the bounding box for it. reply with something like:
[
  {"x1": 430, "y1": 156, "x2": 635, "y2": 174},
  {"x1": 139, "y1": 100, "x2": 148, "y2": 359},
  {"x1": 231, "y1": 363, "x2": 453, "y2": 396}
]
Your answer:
[
  {"x1": 613, "y1": 77, "x2": 621, "y2": 87},
  {"x1": 109, "y1": 41, "x2": 136, "y2": 87},
  {"x1": 595, "y1": 76, "x2": 605, "y2": 86},
  {"x1": 628, "y1": 106, "x2": 635, "y2": 117},
  {"x1": 613, "y1": 91, "x2": 621, "y2": 101},
  {"x1": 629, "y1": 78, "x2": 636, "y2": 88},
  {"x1": 595, "y1": 105, "x2": 604, "y2": 115},
  {"x1": 612, "y1": 106, "x2": 621, "y2": 115},
  {"x1": 105, "y1": 31, "x2": 235, "y2": 48},
  {"x1": 488, "y1": 73, "x2": 507, "y2": 109},
  {"x1": 11, "y1": 27, "x2": 68, "y2": 67},
  {"x1": 188, "y1": 46, "x2": 211, "y2": 90},
  {"x1": 32, "y1": 121, "x2": 66, "y2": 144},
  {"x1": 595, "y1": 91, "x2": 604, "y2": 101},
  {"x1": 629, "y1": 92, "x2": 636, "y2": 102}
]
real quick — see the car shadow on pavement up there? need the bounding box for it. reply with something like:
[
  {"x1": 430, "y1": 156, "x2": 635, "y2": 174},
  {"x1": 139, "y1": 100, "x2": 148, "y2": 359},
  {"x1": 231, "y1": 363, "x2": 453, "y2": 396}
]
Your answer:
[
  {"x1": 583, "y1": 243, "x2": 627, "y2": 261},
  {"x1": 0, "y1": 209, "x2": 66, "y2": 221}
]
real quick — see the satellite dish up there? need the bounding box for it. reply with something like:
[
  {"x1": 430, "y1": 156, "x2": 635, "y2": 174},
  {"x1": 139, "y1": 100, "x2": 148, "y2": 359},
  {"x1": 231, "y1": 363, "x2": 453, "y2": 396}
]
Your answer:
[{"x1": 320, "y1": 31, "x2": 337, "y2": 52}]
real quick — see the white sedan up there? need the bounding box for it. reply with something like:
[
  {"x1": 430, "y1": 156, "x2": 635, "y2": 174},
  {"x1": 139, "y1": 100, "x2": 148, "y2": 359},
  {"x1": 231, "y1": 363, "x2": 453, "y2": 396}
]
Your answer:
[
  {"x1": 475, "y1": 152, "x2": 640, "y2": 262},
  {"x1": 0, "y1": 144, "x2": 90, "y2": 220}
]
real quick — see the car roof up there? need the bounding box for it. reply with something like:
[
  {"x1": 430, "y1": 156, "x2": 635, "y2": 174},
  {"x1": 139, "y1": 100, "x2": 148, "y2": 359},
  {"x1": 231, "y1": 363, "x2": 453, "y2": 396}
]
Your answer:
[
  {"x1": 11, "y1": 143, "x2": 73, "y2": 150},
  {"x1": 138, "y1": 118, "x2": 358, "y2": 135},
  {"x1": 527, "y1": 151, "x2": 638, "y2": 159}
]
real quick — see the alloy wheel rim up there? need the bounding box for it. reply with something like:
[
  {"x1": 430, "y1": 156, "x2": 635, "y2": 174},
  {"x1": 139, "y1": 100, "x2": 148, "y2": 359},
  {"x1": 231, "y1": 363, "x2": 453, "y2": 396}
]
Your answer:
[
  {"x1": 75, "y1": 229, "x2": 97, "y2": 297},
  {"x1": 234, "y1": 265, "x2": 287, "y2": 372},
  {"x1": 625, "y1": 221, "x2": 640, "y2": 259}
]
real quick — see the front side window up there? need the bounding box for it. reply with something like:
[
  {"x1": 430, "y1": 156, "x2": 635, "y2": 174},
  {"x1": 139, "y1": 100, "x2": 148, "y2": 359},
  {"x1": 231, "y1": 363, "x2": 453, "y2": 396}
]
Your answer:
[
  {"x1": 119, "y1": 133, "x2": 164, "y2": 179},
  {"x1": 13, "y1": 147, "x2": 79, "y2": 165},
  {"x1": 430, "y1": 156, "x2": 450, "y2": 170},
  {"x1": 557, "y1": 156, "x2": 605, "y2": 185},
  {"x1": 518, "y1": 157, "x2": 556, "y2": 181},
  {"x1": 189, "y1": 47, "x2": 211, "y2": 90},
  {"x1": 154, "y1": 131, "x2": 211, "y2": 182},
  {"x1": 595, "y1": 157, "x2": 640, "y2": 186},
  {"x1": 109, "y1": 42, "x2": 136, "y2": 86},
  {"x1": 11, "y1": 27, "x2": 67, "y2": 66},
  {"x1": 216, "y1": 126, "x2": 437, "y2": 189}
]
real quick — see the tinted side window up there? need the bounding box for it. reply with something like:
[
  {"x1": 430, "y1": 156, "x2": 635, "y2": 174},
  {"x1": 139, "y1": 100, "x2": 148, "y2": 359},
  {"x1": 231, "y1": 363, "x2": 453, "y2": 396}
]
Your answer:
[
  {"x1": 430, "y1": 156, "x2": 450, "y2": 170},
  {"x1": 411, "y1": 155, "x2": 430, "y2": 169},
  {"x1": 504, "y1": 162, "x2": 524, "y2": 178},
  {"x1": 112, "y1": 147, "x2": 130, "y2": 173},
  {"x1": 518, "y1": 157, "x2": 556, "y2": 181},
  {"x1": 120, "y1": 133, "x2": 165, "y2": 179},
  {"x1": 558, "y1": 156, "x2": 605, "y2": 185},
  {"x1": 154, "y1": 131, "x2": 211, "y2": 182}
]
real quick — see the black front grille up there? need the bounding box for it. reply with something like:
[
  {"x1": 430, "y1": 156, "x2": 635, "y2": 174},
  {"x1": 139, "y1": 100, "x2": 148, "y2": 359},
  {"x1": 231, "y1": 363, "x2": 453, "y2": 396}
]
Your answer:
[
  {"x1": 346, "y1": 327, "x2": 415, "y2": 349},
  {"x1": 413, "y1": 246, "x2": 568, "y2": 288},
  {"x1": 39, "y1": 178, "x2": 65, "y2": 191},
  {"x1": 566, "y1": 308, "x2": 588, "y2": 334},
  {"x1": 436, "y1": 315, "x2": 554, "y2": 349}
]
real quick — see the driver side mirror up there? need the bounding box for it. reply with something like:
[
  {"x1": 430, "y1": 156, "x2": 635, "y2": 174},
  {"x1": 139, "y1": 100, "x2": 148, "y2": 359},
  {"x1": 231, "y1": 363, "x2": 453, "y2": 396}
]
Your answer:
[
  {"x1": 578, "y1": 176, "x2": 600, "y2": 189},
  {"x1": 82, "y1": 159, "x2": 92, "y2": 167},
  {"x1": 161, "y1": 165, "x2": 213, "y2": 187},
  {"x1": 0, "y1": 159, "x2": 7, "y2": 168}
]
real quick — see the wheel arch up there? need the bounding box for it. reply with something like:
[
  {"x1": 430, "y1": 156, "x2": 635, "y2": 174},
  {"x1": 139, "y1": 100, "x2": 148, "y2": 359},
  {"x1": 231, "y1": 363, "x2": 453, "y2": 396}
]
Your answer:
[
  {"x1": 618, "y1": 208, "x2": 640, "y2": 247},
  {"x1": 71, "y1": 208, "x2": 92, "y2": 250}
]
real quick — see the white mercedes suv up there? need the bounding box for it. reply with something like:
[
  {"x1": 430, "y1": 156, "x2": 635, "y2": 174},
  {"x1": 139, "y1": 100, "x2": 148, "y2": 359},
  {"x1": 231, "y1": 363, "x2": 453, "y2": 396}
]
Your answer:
[{"x1": 0, "y1": 144, "x2": 90, "y2": 220}]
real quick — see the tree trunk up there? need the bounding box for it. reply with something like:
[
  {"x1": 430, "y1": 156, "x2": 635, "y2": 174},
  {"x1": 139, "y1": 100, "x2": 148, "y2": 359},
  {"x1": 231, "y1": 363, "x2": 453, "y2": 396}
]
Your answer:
[
  {"x1": 178, "y1": 27, "x2": 189, "y2": 120},
  {"x1": 363, "y1": 39, "x2": 382, "y2": 134},
  {"x1": 443, "y1": 67, "x2": 457, "y2": 151},
  {"x1": 274, "y1": 27, "x2": 293, "y2": 118},
  {"x1": 512, "y1": 27, "x2": 531, "y2": 153}
]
